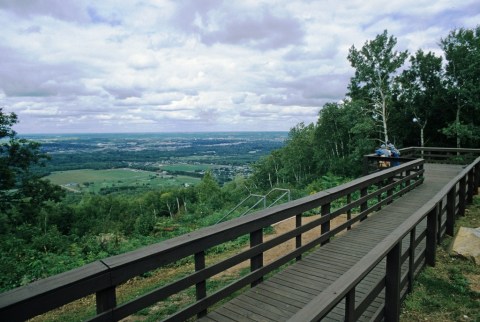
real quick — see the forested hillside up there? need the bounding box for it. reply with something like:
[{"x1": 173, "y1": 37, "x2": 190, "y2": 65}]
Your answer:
[{"x1": 1, "y1": 26, "x2": 479, "y2": 292}]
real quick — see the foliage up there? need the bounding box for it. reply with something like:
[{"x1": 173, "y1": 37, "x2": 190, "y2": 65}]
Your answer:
[
  {"x1": 440, "y1": 26, "x2": 480, "y2": 148},
  {"x1": 396, "y1": 50, "x2": 444, "y2": 147},
  {"x1": 401, "y1": 196, "x2": 480, "y2": 321},
  {"x1": 0, "y1": 108, "x2": 65, "y2": 231},
  {"x1": 348, "y1": 30, "x2": 409, "y2": 143}
]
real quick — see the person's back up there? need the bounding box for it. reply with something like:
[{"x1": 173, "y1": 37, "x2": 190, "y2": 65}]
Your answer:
[
  {"x1": 387, "y1": 143, "x2": 400, "y2": 166},
  {"x1": 376, "y1": 144, "x2": 391, "y2": 168}
]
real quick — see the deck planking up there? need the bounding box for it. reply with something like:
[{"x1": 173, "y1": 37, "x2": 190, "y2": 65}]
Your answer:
[{"x1": 199, "y1": 164, "x2": 463, "y2": 321}]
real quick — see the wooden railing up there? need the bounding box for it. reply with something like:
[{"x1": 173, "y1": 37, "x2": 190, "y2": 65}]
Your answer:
[
  {"x1": 0, "y1": 160, "x2": 426, "y2": 321},
  {"x1": 289, "y1": 154, "x2": 480, "y2": 322},
  {"x1": 364, "y1": 146, "x2": 480, "y2": 175}
]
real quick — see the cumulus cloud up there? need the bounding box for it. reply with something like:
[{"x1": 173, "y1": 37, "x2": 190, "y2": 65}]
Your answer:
[
  {"x1": 173, "y1": 1, "x2": 304, "y2": 50},
  {"x1": 0, "y1": 1, "x2": 478, "y2": 133}
]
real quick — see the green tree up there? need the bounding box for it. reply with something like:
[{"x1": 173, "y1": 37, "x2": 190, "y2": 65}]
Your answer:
[
  {"x1": 280, "y1": 123, "x2": 316, "y2": 185},
  {"x1": 397, "y1": 50, "x2": 444, "y2": 147},
  {"x1": 0, "y1": 108, "x2": 64, "y2": 229},
  {"x1": 251, "y1": 150, "x2": 284, "y2": 190},
  {"x1": 440, "y1": 26, "x2": 480, "y2": 147},
  {"x1": 314, "y1": 100, "x2": 374, "y2": 176},
  {"x1": 348, "y1": 30, "x2": 409, "y2": 143},
  {"x1": 195, "y1": 170, "x2": 222, "y2": 210}
]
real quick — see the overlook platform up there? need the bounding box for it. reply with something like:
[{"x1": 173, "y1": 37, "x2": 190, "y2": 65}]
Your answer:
[{"x1": 199, "y1": 163, "x2": 463, "y2": 322}]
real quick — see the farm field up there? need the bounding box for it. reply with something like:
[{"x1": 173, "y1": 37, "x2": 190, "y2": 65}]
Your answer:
[
  {"x1": 160, "y1": 163, "x2": 212, "y2": 172},
  {"x1": 46, "y1": 168, "x2": 201, "y2": 193}
]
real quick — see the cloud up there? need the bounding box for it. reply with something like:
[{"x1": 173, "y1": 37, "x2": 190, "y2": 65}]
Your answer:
[
  {"x1": 0, "y1": 0, "x2": 89, "y2": 22},
  {"x1": 200, "y1": 10, "x2": 304, "y2": 50},
  {"x1": 0, "y1": 1, "x2": 478, "y2": 133},
  {"x1": 173, "y1": 1, "x2": 304, "y2": 50}
]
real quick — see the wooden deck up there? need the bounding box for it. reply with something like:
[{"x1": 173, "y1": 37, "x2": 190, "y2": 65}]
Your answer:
[{"x1": 199, "y1": 163, "x2": 463, "y2": 322}]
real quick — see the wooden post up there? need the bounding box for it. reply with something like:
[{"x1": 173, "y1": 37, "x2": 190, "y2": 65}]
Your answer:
[
  {"x1": 446, "y1": 187, "x2": 456, "y2": 236},
  {"x1": 426, "y1": 205, "x2": 438, "y2": 267},
  {"x1": 459, "y1": 177, "x2": 466, "y2": 216},
  {"x1": 96, "y1": 286, "x2": 116, "y2": 315},
  {"x1": 363, "y1": 156, "x2": 369, "y2": 175},
  {"x1": 387, "y1": 176, "x2": 394, "y2": 204},
  {"x1": 296, "y1": 214, "x2": 302, "y2": 261},
  {"x1": 437, "y1": 200, "x2": 443, "y2": 244},
  {"x1": 406, "y1": 169, "x2": 411, "y2": 189},
  {"x1": 347, "y1": 194, "x2": 352, "y2": 230},
  {"x1": 321, "y1": 203, "x2": 331, "y2": 245},
  {"x1": 467, "y1": 170, "x2": 474, "y2": 204},
  {"x1": 377, "y1": 182, "x2": 383, "y2": 207},
  {"x1": 360, "y1": 187, "x2": 368, "y2": 221},
  {"x1": 473, "y1": 163, "x2": 480, "y2": 195},
  {"x1": 345, "y1": 287, "x2": 356, "y2": 322},
  {"x1": 385, "y1": 243, "x2": 401, "y2": 322},
  {"x1": 250, "y1": 229, "x2": 263, "y2": 286},
  {"x1": 408, "y1": 227, "x2": 416, "y2": 293},
  {"x1": 195, "y1": 251, "x2": 207, "y2": 318}
]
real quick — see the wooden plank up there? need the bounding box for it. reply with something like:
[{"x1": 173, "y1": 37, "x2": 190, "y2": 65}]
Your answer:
[
  {"x1": 255, "y1": 283, "x2": 310, "y2": 307},
  {"x1": 229, "y1": 297, "x2": 287, "y2": 321},
  {"x1": 218, "y1": 302, "x2": 276, "y2": 322}
]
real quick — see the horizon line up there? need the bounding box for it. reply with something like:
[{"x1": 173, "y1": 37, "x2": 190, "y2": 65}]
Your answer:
[{"x1": 18, "y1": 130, "x2": 290, "y2": 135}]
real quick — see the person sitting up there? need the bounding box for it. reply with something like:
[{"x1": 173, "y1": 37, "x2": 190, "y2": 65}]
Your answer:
[
  {"x1": 375, "y1": 144, "x2": 391, "y2": 168},
  {"x1": 387, "y1": 142, "x2": 400, "y2": 166}
]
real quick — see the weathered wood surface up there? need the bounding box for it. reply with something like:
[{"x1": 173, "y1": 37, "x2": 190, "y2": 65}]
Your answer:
[{"x1": 199, "y1": 163, "x2": 463, "y2": 322}]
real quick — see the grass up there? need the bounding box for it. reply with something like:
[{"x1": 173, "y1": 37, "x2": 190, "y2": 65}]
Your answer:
[
  {"x1": 400, "y1": 194, "x2": 480, "y2": 322},
  {"x1": 160, "y1": 163, "x2": 214, "y2": 172},
  {"x1": 46, "y1": 168, "x2": 200, "y2": 193}
]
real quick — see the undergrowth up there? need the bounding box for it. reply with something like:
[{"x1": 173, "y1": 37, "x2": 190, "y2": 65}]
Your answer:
[{"x1": 400, "y1": 195, "x2": 480, "y2": 322}]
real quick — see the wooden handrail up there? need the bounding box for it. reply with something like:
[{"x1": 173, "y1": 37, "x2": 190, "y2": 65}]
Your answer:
[
  {"x1": 288, "y1": 155, "x2": 480, "y2": 322},
  {"x1": 0, "y1": 159, "x2": 425, "y2": 321},
  {"x1": 363, "y1": 146, "x2": 480, "y2": 175}
]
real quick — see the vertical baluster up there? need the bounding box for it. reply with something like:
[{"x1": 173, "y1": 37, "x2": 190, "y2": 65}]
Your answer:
[
  {"x1": 296, "y1": 214, "x2": 302, "y2": 261},
  {"x1": 387, "y1": 176, "x2": 394, "y2": 204},
  {"x1": 347, "y1": 194, "x2": 352, "y2": 230},
  {"x1": 195, "y1": 251, "x2": 207, "y2": 318},
  {"x1": 385, "y1": 243, "x2": 401, "y2": 322},
  {"x1": 408, "y1": 227, "x2": 416, "y2": 293},
  {"x1": 459, "y1": 177, "x2": 466, "y2": 216},
  {"x1": 250, "y1": 229, "x2": 263, "y2": 286},
  {"x1": 96, "y1": 286, "x2": 116, "y2": 317},
  {"x1": 426, "y1": 204, "x2": 439, "y2": 267},
  {"x1": 437, "y1": 200, "x2": 443, "y2": 243},
  {"x1": 467, "y1": 169, "x2": 474, "y2": 204},
  {"x1": 321, "y1": 203, "x2": 331, "y2": 245},
  {"x1": 360, "y1": 187, "x2": 368, "y2": 221},
  {"x1": 345, "y1": 287, "x2": 356, "y2": 322},
  {"x1": 475, "y1": 163, "x2": 480, "y2": 195},
  {"x1": 446, "y1": 187, "x2": 456, "y2": 236}
]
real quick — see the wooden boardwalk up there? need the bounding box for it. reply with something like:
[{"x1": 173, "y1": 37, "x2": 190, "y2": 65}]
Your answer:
[{"x1": 199, "y1": 163, "x2": 463, "y2": 322}]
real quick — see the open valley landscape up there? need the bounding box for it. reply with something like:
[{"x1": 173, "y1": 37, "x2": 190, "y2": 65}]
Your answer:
[{"x1": 26, "y1": 132, "x2": 288, "y2": 193}]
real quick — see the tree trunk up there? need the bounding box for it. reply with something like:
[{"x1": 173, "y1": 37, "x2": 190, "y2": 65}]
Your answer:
[
  {"x1": 382, "y1": 100, "x2": 389, "y2": 143},
  {"x1": 456, "y1": 107, "x2": 461, "y2": 149}
]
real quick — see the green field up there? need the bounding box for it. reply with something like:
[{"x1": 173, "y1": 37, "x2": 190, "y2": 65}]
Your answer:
[
  {"x1": 46, "y1": 168, "x2": 201, "y2": 193},
  {"x1": 160, "y1": 163, "x2": 214, "y2": 172}
]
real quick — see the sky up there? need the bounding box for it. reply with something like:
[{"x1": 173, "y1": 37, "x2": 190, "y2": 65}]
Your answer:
[{"x1": 1, "y1": 1, "x2": 479, "y2": 134}]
